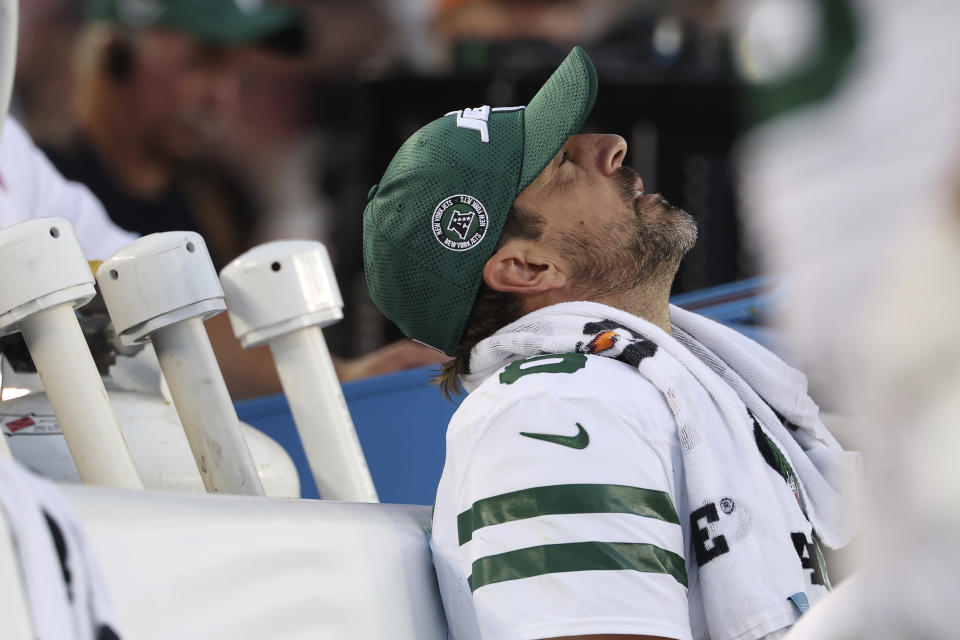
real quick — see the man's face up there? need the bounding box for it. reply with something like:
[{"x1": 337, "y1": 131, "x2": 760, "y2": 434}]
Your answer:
[
  {"x1": 128, "y1": 29, "x2": 240, "y2": 160},
  {"x1": 513, "y1": 133, "x2": 698, "y2": 299}
]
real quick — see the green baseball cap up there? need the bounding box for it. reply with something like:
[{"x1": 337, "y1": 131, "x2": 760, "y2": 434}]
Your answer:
[
  {"x1": 363, "y1": 46, "x2": 597, "y2": 355},
  {"x1": 87, "y1": 0, "x2": 301, "y2": 47}
]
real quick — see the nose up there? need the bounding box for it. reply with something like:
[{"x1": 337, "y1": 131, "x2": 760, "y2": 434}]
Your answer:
[
  {"x1": 568, "y1": 134, "x2": 627, "y2": 176},
  {"x1": 598, "y1": 134, "x2": 628, "y2": 175}
]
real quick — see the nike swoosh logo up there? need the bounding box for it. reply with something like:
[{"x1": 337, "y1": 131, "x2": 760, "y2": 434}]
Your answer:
[{"x1": 519, "y1": 423, "x2": 590, "y2": 449}]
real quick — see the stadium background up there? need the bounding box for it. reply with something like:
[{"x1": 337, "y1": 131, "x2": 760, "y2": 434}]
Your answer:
[{"x1": 12, "y1": 0, "x2": 753, "y2": 359}]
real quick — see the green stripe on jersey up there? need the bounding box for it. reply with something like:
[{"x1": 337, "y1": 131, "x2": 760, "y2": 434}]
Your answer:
[
  {"x1": 457, "y1": 484, "x2": 679, "y2": 546},
  {"x1": 467, "y1": 541, "x2": 688, "y2": 592}
]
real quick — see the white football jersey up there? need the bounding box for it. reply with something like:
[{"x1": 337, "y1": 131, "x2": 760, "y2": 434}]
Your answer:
[
  {"x1": 431, "y1": 352, "x2": 830, "y2": 640},
  {"x1": 0, "y1": 116, "x2": 137, "y2": 259}
]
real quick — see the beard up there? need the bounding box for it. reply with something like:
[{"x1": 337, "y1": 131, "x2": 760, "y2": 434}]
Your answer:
[{"x1": 554, "y1": 166, "x2": 698, "y2": 301}]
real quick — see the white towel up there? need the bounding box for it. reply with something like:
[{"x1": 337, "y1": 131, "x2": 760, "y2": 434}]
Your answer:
[
  {"x1": 463, "y1": 301, "x2": 859, "y2": 640},
  {"x1": 668, "y1": 306, "x2": 859, "y2": 548},
  {"x1": 0, "y1": 457, "x2": 120, "y2": 640}
]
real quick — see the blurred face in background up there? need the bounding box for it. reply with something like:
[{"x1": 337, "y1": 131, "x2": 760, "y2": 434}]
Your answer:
[{"x1": 127, "y1": 29, "x2": 241, "y2": 161}]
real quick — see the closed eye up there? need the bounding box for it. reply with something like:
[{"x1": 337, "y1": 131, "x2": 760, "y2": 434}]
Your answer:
[{"x1": 557, "y1": 150, "x2": 569, "y2": 166}]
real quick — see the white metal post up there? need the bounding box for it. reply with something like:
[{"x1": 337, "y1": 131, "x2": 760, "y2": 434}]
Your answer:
[
  {"x1": 0, "y1": 218, "x2": 142, "y2": 488},
  {"x1": 150, "y1": 317, "x2": 264, "y2": 495},
  {"x1": 268, "y1": 327, "x2": 377, "y2": 501},
  {"x1": 20, "y1": 303, "x2": 143, "y2": 488},
  {"x1": 221, "y1": 241, "x2": 378, "y2": 502},
  {"x1": 97, "y1": 232, "x2": 264, "y2": 496}
]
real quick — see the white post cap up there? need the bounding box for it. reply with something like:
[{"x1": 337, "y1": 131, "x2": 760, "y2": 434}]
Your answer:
[
  {"x1": 0, "y1": 218, "x2": 95, "y2": 335},
  {"x1": 96, "y1": 232, "x2": 225, "y2": 346},
  {"x1": 220, "y1": 240, "x2": 343, "y2": 348}
]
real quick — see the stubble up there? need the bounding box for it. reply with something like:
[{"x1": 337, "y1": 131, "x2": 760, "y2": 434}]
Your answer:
[{"x1": 554, "y1": 166, "x2": 698, "y2": 300}]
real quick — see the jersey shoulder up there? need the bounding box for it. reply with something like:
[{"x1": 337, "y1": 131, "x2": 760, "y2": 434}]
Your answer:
[
  {"x1": 469, "y1": 351, "x2": 649, "y2": 398},
  {"x1": 453, "y1": 352, "x2": 674, "y2": 444}
]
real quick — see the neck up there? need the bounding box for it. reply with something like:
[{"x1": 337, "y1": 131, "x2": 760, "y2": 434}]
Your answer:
[
  {"x1": 78, "y1": 89, "x2": 172, "y2": 197},
  {"x1": 522, "y1": 270, "x2": 676, "y2": 335},
  {"x1": 596, "y1": 271, "x2": 674, "y2": 335}
]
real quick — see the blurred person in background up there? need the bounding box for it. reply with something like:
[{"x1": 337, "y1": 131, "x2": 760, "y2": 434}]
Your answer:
[
  {"x1": 45, "y1": 0, "x2": 303, "y2": 266},
  {"x1": 11, "y1": 0, "x2": 445, "y2": 397},
  {"x1": 729, "y1": 0, "x2": 960, "y2": 637}
]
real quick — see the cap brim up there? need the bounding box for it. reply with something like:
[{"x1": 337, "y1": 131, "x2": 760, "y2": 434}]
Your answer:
[
  {"x1": 518, "y1": 46, "x2": 598, "y2": 191},
  {"x1": 171, "y1": 4, "x2": 305, "y2": 53}
]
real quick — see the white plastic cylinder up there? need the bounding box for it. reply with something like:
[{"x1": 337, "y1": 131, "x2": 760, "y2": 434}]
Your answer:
[
  {"x1": 0, "y1": 218, "x2": 141, "y2": 488},
  {"x1": 150, "y1": 316, "x2": 264, "y2": 496},
  {"x1": 97, "y1": 232, "x2": 263, "y2": 496},
  {"x1": 20, "y1": 303, "x2": 142, "y2": 489},
  {"x1": 220, "y1": 241, "x2": 377, "y2": 502},
  {"x1": 96, "y1": 232, "x2": 226, "y2": 347},
  {"x1": 269, "y1": 327, "x2": 378, "y2": 502}
]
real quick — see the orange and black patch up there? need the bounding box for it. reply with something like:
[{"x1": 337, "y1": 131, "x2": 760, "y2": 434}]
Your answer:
[{"x1": 586, "y1": 330, "x2": 617, "y2": 354}]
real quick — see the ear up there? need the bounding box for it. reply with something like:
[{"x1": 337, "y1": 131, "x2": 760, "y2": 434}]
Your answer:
[{"x1": 482, "y1": 239, "x2": 566, "y2": 295}]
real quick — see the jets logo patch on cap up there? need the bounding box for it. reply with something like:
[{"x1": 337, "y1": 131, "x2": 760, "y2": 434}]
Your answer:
[{"x1": 432, "y1": 195, "x2": 488, "y2": 251}]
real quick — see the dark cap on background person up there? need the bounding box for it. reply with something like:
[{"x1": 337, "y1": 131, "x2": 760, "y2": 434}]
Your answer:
[
  {"x1": 86, "y1": 0, "x2": 305, "y2": 52},
  {"x1": 362, "y1": 47, "x2": 597, "y2": 355}
]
